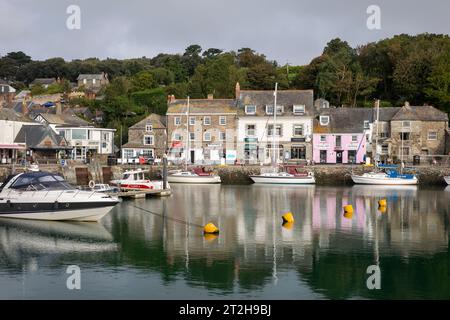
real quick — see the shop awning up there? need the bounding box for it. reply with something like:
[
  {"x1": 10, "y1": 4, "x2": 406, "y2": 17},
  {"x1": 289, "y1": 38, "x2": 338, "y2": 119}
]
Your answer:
[{"x1": 0, "y1": 143, "x2": 26, "y2": 150}]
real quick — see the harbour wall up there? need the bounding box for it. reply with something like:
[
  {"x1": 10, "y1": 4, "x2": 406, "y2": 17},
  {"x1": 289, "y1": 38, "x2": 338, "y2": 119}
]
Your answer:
[{"x1": 0, "y1": 163, "x2": 449, "y2": 186}]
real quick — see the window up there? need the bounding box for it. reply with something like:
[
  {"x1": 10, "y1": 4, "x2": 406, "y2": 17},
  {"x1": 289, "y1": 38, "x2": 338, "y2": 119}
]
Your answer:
[
  {"x1": 72, "y1": 129, "x2": 87, "y2": 140},
  {"x1": 402, "y1": 121, "x2": 411, "y2": 128},
  {"x1": 268, "y1": 124, "x2": 282, "y2": 136},
  {"x1": 266, "y1": 105, "x2": 283, "y2": 115},
  {"x1": 143, "y1": 135, "x2": 154, "y2": 145},
  {"x1": 381, "y1": 145, "x2": 389, "y2": 154},
  {"x1": 59, "y1": 130, "x2": 66, "y2": 138},
  {"x1": 83, "y1": 79, "x2": 87, "y2": 84},
  {"x1": 102, "y1": 132, "x2": 109, "y2": 140},
  {"x1": 245, "y1": 105, "x2": 256, "y2": 115},
  {"x1": 352, "y1": 135, "x2": 358, "y2": 142},
  {"x1": 366, "y1": 134, "x2": 370, "y2": 142},
  {"x1": 145, "y1": 124, "x2": 153, "y2": 132},
  {"x1": 400, "y1": 132, "x2": 410, "y2": 141},
  {"x1": 401, "y1": 147, "x2": 410, "y2": 156},
  {"x1": 336, "y1": 135, "x2": 342, "y2": 147},
  {"x1": 348, "y1": 150, "x2": 357, "y2": 163},
  {"x1": 203, "y1": 116, "x2": 211, "y2": 125},
  {"x1": 189, "y1": 117, "x2": 195, "y2": 125},
  {"x1": 204, "y1": 132, "x2": 212, "y2": 141},
  {"x1": 92, "y1": 79, "x2": 96, "y2": 84},
  {"x1": 102, "y1": 142, "x2": 107, "y2": 149},
  {"x1": 380, "y1": 132, "x2": 389, "y2": 138},
  {"x1": 320, "y1": 135, "x2": 326, "y2": 143},
  {"x1": 320, "y1": 116, "x2": 329, "y2": 126},
  {"x1": 174, "y1": 133, "x2": 182, "y2": 141},
  {"x1": 123, "y1": 149, "x2": 134, "y2": 158},
  {"x1": 142, "y1": 149, "x2": 154, "y2": 157},
  {"x1": 174, "y1": 117, "x2": 181, "y2": 125},
  {"x1": 189, "y1": 132, "x2": 195, "y2": 141},
  {"x1": 293, "y1": 124, "x2": 303, "y2": 136},
  {"x1": 428, "y1": 131, "x2": 437, "y2": 140},
  {"x1": 293, "y1": 105, "x2": 305, "y2": 115},
  {"x1": 220, "y1": 132, "x2": 226, "y2": 141},
  {"x1": 364, "y1": 121, "x2": 370, "y2": 129},
  {"x1": 246, "y1": 124, "x2": 256, "y2": 136},
  {"x1": 219, "y1": 116, "x2": 226, "y2": 125}
]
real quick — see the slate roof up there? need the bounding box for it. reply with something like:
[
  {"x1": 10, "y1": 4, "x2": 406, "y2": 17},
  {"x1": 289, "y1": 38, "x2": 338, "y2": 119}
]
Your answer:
[
  {"x1": 34, "y1": 110, "x2": 92, "y2": 127},
  {"x1": 0, "y1": 108, "x2": 32, "y2": 122},
  {"x1": 378, "y1": 107, "x2": 401, "y2": 121},
  {"x1": 391, "y1": 105, "x2": 449, "y2": 121},
  {"x1": 167, "y1": 99, "x2": 236, "y2": 114},
  {"x1": 77, "y1": 74, "x2": 106, "y2": 80},
  {"x1": 236, "y1": 90, "x2": 314, "y2": 116},
  {"x1": 129, "y1": 113, "x2": 166, "y2": 129},
  {"x1": 14, "y1": 125, "x2": 71, "y2": 150},
  {"x1": 314, "y1": 108, "x2": 374, "y2": 134}
]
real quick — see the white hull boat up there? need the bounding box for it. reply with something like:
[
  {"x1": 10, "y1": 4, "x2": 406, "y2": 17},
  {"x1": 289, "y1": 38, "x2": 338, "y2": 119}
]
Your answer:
[
  {"x1": 111, "y1": 168, "x2": 169, "y2": 191},
  {"x1": 445, "y1": 176, "x2": 450, "y2": 185},
  {"x1": 351, "y1": 172, "x2": 418, "y2": 185},
  {"x1": 167, "y1": 171, "x2": 221, "y2": 184},
  {"x1": 0, "y1": 172, "x2": 119, "y2": 222},
  {"x1": 250, "y1": 172, "x2": 315, "y2": 184}
]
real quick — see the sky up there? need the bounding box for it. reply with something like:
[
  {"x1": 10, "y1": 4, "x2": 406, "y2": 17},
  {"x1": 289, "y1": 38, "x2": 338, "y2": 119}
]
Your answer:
[{"x1": 1, "y1": 0, "x2": 450, "y2": 65}]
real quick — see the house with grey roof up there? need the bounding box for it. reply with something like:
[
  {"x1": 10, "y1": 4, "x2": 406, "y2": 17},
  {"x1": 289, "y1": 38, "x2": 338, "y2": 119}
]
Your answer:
[
  {"x1": 121, "y1": 113, "x2": 167, "y2": 163},
  {"x1": 384, "y1": 103, "x2": 449, "y2": 163},
  {"x1": 29, "y1": 78, "x2": 57, "y2": 89},
  {"x1": 77, "y1": 73, "x2": 109, "y2": 94},
  {"x1": 166, "y1": 94, "x2": 237, "y2": 164},
  {"x1": 313, "y1": 108, "x2": 374, "y2": 164},
  {"x1": 235, "y1": 82, "x2": 315, "y2": 164},
  {"x1": 0, "y1": 80, "x2": 16, "y2": 106}
]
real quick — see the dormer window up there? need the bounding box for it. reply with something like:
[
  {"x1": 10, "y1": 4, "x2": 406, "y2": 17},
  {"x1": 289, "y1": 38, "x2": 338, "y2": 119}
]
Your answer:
[
  {"x1": 293, "y1": 105, "x2": 305, "y2": 115},
  {"x1": 145, "y1": 124, "x2": 153, "y2": 132},
  {"x1": 245, "y1": 105, "x2": 256, "y2": 115},
  {"x1": 266, "y1": 105, "x2": 283, "y2": 115},
  {"x1": 320, "y1": 116, "x2": 330, "y2": 126}
]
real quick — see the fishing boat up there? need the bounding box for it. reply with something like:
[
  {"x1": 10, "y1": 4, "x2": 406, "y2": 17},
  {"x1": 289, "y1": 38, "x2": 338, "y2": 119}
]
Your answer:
[
  {"x1": 249, "y1": 83, "x2": 315, "y2": 185},
  {"x1": 445, "y1": 176, "x2": 450, "y2": 185},
  {"x1": 110, "y1": 168, "x2": 167, "y2": 191},
  {"x1": 351, "y1": 100, "x2": 418, "y2": 185},
  {"x1": 167, "y1": 96, "x2": 221, "y2": 184},
  {"x1": 0, "y1": 171, "x2": 119, "y2": 221}
]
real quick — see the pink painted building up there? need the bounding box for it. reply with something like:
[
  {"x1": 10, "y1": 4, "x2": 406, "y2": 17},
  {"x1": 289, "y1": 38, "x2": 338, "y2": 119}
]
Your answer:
[{"x1": 313, "y1": 108, "x2": 373, "y2": 164}]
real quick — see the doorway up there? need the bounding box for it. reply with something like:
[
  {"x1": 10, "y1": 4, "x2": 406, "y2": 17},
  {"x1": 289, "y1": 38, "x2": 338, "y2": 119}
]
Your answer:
[
  {"x1": 190, "y1": 150, "x2": 195, "y2": 164},
  {"x1": 320, "y1": 150, "x2": 327, "y2": 163},
  {"x1": 336, "y1": 151, "x2": 343, "y2": 164}
]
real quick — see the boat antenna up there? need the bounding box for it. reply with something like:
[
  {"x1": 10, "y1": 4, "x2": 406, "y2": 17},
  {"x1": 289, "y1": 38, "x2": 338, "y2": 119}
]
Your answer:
[{"x1": 272, "y1": 83, "x2": 278, "y2": 170}]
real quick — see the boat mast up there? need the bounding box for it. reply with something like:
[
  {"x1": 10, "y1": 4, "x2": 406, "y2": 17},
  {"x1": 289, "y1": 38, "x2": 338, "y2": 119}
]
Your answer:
[
  {"x1": 185, "y1": 96, "x2": 190, "y2": 171},
  {"x1": 272, "y1": 83, "x2": 278, "y2": 170},
  {"x1": 375, "y1": 99, "x2": 380, "y2": 166}
]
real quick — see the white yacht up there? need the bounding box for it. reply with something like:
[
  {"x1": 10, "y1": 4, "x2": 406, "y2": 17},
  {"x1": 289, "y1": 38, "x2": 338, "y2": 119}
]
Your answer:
[
  {"x1": 351, "y1": 167, "x2": 418, "y2": 185},
  {"x1": 250, "y1": 171, "x2": 315, "y2": 184},
  {"x1": 167, "y1": 169, "x2": 221, "y2": 184},
  {"x1": 110, "y1": 168, "x2": 168, "y2": 191},
  {"x1": 0, "y1": 171, "x2": 119, "y2": 221}
]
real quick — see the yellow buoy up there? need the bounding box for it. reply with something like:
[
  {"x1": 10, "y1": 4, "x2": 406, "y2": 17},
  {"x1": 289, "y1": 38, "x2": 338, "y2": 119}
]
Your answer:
[
  {"x1": 343, "y1": 211, "x2": 353, "y2": 219},
  {"x1": 343, "y1": 205, "x2": 353, "y2": 213},
  {"x1": 378, "y1": 199, "x2": 387, "y2": 207},
  {"x1": 203, "y1": 223, "x2": 219, "y2": 234},
  {"x1": 282, "y1": 222, "x2": 294, "y2": 230},
  {"x1": 282, "y1": 212, "x2": 295, "y2": 223},
  {"x1": 378, "y1": 206, "x2": 387, "y2": 214},
  {"x1": 203, "y1": 233, "x2": 218, "y2": 241}
]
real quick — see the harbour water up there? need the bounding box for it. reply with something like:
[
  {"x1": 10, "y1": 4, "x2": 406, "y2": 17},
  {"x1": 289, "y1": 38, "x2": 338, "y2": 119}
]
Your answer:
[{"x1": 0, "y1": 185, "x2": 449, "y2": 299}]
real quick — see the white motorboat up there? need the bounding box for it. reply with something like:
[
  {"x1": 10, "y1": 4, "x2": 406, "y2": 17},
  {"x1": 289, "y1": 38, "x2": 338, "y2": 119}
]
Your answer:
[
  {"x1": 110, "y1": 168, "x2": 168, "y2": 191},
  {"x1": 351, "y1": 170, "x2": 418, "y2": 185},
  {"x1": 250, "y1": 171, "x2": 315, "y2": 184},
  {"x1": 445, "y1": 176, "x2": 450, "y2": 185},
  {"x1": 167, "y1": 169, "x2": 221, "y2": 184},
  {"x1": 0, "y1": 171, "x2": 119, "y2": 221},
  {"x1": 90, "y1": 183, "x2": 119, "y2": 193}
]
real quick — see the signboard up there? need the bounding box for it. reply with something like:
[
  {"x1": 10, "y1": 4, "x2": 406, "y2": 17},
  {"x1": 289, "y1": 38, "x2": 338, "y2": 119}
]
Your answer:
[
  {"x1": 226, "y1": 150, "x2": 237, "y2": 161},
  {"x1": 172, "y1": 141, "x2": 182, "y2": 148},
  {"x1": 210, "y1": 150, "x2": 220, "y2": 161},
  {"x1": 244, "y1": 138, "x2": 258, "y2": 143},
  {"x1": 291, "y1": 137, "x2": 306, "y2": 142}
]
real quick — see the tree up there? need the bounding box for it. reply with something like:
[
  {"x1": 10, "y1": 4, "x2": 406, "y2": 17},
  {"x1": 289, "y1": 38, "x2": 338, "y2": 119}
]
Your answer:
[
  {"x1": 425, "y1": 52, "x2": 450, "y2": 113},
  {"x1": 130, "y1": 71, "x2": 156, "y2": 92}
]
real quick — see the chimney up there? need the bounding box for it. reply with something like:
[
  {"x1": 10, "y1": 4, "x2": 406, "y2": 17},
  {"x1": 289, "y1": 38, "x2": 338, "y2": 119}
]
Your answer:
[
  {"x1": 55, "y1": 101, "x2": 62, "y2": 115},
  {"x1": 404, "y1": 101, "x2": 410, "y2": 107},
  {"x1": 207, "y1": 93, "x2": 213, "y2": 100},
  {"x1": 167, "y1": 94, "x2": 176, "y2": 104},
  {"x1": 235, "y1": 82, "x2": 240, "y2": 99}
]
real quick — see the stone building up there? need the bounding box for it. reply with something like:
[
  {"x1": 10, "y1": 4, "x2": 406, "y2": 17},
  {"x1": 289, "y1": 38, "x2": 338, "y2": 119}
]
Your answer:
[
  {"x1": 386, "y1": 104, "x2": 448, "y2": 163},
  {"x1": 236, "y1": 83, "x2": 314, "y2": 164},
  {"x1": 121, "y1": 113, "x2": 167, "y2": 161},
  {"x1": 166, "y1": 94, "x2": 237, "y2": 164},
  {"x1": 0, "y1": 80, "x2": 16, "y2": 106}
]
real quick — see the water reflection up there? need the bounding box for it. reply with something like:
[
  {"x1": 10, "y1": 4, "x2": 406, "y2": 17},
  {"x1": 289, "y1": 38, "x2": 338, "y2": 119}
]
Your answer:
[{"x1": 0, "y1": 185, "x2": 449, "y2": 299}]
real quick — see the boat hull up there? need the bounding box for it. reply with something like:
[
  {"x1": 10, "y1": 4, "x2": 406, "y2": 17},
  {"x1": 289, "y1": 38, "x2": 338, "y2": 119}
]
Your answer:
[
  {"x1": 167, "y1": 175, "x2": 221, "y2": 184},
  {"x1": 445, "y1": 176, "x2": 450, "y2": 185},
  {"x1": 351, "y1": 175, "x2": 418, "y2": 185},
  {"x1": 250, "y1": 175, "x2": 316, "y2": 184}
]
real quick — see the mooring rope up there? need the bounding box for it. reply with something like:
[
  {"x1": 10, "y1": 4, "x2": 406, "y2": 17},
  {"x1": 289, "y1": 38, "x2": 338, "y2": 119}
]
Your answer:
[{"x1": 131, "y1": 205, "x2": 204, "y2": 228}]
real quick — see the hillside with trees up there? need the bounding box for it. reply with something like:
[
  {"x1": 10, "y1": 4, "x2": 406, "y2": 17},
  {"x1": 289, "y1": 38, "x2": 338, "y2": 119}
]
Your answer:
[{"x1": 1, "y1": 33, "x2": 450, "y2": 145}]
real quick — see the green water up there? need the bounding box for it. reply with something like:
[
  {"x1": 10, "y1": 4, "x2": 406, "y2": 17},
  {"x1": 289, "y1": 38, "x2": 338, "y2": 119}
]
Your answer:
[{"x1": 0, "y1": 185, "x2": 449, "y2": 299}]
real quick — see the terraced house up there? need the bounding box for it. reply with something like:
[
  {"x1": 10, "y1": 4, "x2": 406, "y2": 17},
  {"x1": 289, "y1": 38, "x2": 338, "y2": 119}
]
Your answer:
[
  {"x1": 235, "y1": 83, "x2": 314, "y2": 164},
  {"x1": 166, "y1": 94, "x2": 237, "y2": 164}
]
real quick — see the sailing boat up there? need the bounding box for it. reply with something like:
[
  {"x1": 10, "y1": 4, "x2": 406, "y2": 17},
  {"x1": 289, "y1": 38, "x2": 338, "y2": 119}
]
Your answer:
[
  {"x1": 167, "y1": 96, "x2": 221, "y2": 184},
  {"x1": 351, "y1": 100, "x2": 418, "y2": 185},
  {"x1": 250, "y1": 83, "x2": 315, "y2": 184}
]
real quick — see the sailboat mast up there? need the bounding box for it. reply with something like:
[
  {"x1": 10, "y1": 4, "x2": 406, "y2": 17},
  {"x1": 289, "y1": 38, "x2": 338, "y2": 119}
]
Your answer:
[
  {"x1": 186, "y1": 96, "x2": 190, "y2": 171},
  {"x1": 272, "y1": 83, "x2": 278, "y2": 168},
  {"x1": 375, "y1": 99, "x2": 380, "y2": 165}
]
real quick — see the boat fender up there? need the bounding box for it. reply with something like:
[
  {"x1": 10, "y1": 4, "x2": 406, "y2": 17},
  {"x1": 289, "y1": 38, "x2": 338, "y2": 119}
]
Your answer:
[
  {"x1": 343, "y1": 205, "x2": 353, "y2": 213},
  {"x1": 203, "y1": 223, "x2": 219, "y2": 234},
  {"x1": 282, "y1": 212, "x2": 295, "y2": 224},
  {"x1": 88, "y1": 180, "x2": 95, "y2": 189},
  {"x1": 343, "y1": 211, "x2": 353, "y2": 219}
]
